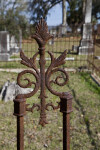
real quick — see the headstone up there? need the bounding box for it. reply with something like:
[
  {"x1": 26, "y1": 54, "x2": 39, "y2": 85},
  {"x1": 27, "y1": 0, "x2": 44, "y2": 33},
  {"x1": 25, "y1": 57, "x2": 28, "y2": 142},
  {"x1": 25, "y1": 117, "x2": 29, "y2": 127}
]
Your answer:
[
  {"x1": 19, "y1": 29, "x2": 22, "y2": 49},
  {"x1": 85, "y1": 0, "x2": 92, "y2": 24},
  {"x1": 49, "y1": 27, "x2": 57, "y2": 36},
  {"x1": 0, "y1": 81, "x2": 33, "y2": 102},
  {"x1": 10, "y1": 35, "x2": 19, "y2": 55},
  {"x1": 0, "y1": 81, "x2": 10, "y2": 100},
  {"x1": 49, "y1": 37, "x2": 54, "y2": 45},
  {"x1": 10, "y1": 36, "x2": 16, "y2": 48},
  {"x1": 0, "y1": 31, "x2": 21, "y2": 61},
  {"x1": 79, "y1": 0, "x2": 93, "y2": 55},
  {"x1": 59, "y1": 25, "x2": 67, "y2": 36},
  {"x1": 0, "y1": 31, "x2": 10, "y2": 61},
  {"x1": 72, "y1": 45, "x2": 79, "y2": 53},
  {"x1": 61, "y1": 0, "x2": 67, "y2": 35},
  {"x1": 0, "y1": 31, "x2": 10, "y2": 53}
]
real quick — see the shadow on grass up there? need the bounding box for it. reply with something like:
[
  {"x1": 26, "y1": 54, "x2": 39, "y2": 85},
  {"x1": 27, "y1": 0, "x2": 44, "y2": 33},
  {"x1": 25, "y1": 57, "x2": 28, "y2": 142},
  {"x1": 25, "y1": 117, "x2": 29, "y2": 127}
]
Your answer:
[
  {"x1": 66, "y1": 72, "x2": 99, "y2": 150},
  {"x1": 71, "y1": 89, "x2": 98, "y2": 150},
  {"x1": 62, "y1": 72, "x2": 99, "y2": 148},
  {"x1": 79, "y1": 72, "x2": 100, "y2": 95}
]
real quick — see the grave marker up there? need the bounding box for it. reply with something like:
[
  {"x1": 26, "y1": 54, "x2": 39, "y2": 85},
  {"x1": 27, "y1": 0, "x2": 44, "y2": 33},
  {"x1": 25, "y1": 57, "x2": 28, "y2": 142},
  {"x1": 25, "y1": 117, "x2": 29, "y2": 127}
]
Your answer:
[
  {"x1": 79, "y1": 0, "x2": 93, "y2": 55},
  {"x1": 0, "y1": 31, "x2": 10, "y2": 61}
]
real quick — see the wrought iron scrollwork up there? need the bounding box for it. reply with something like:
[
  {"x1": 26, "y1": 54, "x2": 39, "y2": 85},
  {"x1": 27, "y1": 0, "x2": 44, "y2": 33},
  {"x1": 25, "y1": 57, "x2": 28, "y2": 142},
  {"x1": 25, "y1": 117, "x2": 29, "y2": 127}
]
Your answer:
[
  {"x1": 45, "y1": 50, "x2": 69, "y2": 97},
  {"x1": 16, "y1": 18, "x2": 69, "y2": 126},
  {"x1": 31, "y1": 18, "x2": 53, "y2": 48},
  {"x1": 16, "y1": 51, "x2": 40, "y2": 99},
  {"x1": 26, "y1": 103, "x2": 41, "y2": 112},
  {"x1": 45, "y1": 102, "x2": 60, "y2": 111}
]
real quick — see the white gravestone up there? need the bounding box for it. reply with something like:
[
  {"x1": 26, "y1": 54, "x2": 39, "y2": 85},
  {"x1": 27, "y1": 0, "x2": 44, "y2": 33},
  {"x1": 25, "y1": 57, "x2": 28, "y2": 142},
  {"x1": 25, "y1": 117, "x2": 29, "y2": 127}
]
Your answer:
[
  {"x1": 79, "y1": 0, "x2": 93, "y2": 55},
  {"x1": 10, "y1": 36, "x2": 16, "y2": 48},
  {"x1": 0, "y1": 31, "x2": 10, "y2": 61},
  {"x1": 19, "y1": 29, "x2": 22, "y2": 49},
  {"x1": 0, "y1": 81, "x2": 33, "y2": 102},
  {"x1": 0, "y1": 31, "x2": 21, "y2": 61},
  {"x1": 10, "y1": 35, "x2": 19, "y2": 55},
  {"x1": 85, "y1": 0, "x2": 92, "y2": 23}
]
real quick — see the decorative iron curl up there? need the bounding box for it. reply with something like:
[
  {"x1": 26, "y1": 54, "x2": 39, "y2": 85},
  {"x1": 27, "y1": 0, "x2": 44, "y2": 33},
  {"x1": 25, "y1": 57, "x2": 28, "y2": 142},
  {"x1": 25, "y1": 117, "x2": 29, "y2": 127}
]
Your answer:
[
  {"x1": 45, "y1": 102, "x2": 60, "y2": 111},
  {"x1": 26, "y1": 103, "x2": 41, "y2": 112},
  {"x1": 17, "y1": 70, "x2": 40, "y2": 99},
  {"x1": 46, "y1": 68, "x2": 69, "y2": 97},
  {"x1": 45, "y1": 50, "x2": 69, "y2": 97},
  {"x1": 14, "y1": 18, "x2": 70, "y2": 127}
]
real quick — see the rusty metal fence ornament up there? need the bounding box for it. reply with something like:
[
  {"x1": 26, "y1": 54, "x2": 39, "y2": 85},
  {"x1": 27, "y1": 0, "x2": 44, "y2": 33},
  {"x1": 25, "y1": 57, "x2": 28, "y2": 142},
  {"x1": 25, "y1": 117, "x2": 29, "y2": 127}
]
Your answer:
[{"x1": 13, "y1": 18, "x2": 73, "y2": 150}]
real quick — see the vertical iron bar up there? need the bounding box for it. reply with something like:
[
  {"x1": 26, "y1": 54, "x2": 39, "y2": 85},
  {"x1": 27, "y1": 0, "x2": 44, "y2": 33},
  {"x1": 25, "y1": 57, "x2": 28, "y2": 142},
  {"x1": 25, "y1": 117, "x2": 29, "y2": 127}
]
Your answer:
[
  {"x1": 17, "y1": 116, "x2": 24, "y2": 150},
  {"x1": 13, "y1": 98, "x2": 26, "y2": 150},
  {"x1": 39, "y1": 48, "x2": 47, "y2": 126},
  {"x1": 60, "y1": 92, "x2": 73, "y2": 150},
  {"x1": 63, "y1": 112, "x2": 70, "y2": 150}
]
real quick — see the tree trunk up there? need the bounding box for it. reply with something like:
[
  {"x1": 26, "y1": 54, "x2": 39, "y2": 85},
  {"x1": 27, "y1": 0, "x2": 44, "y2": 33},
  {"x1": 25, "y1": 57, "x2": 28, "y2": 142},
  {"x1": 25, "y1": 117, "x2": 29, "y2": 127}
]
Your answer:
[
  {"x1": 83, "y1": 0, "x2": 86, "y2": 23},
  {"x1": 62, "y1": 0, "x2": 67, "y2": 25}
]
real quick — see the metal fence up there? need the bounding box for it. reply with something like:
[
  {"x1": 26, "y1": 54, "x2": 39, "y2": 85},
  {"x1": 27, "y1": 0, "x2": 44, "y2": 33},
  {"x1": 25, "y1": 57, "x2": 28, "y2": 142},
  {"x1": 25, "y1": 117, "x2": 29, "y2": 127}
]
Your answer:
[
  {"x1": 0, "y1": 24, "x2": 89, "y2": 70},
  {"x1": 87, "y1": 24, "x2": 100, "y2": 84},
  {"x1": 0, "y1": 24, "x2": 100, "y2": 83}
]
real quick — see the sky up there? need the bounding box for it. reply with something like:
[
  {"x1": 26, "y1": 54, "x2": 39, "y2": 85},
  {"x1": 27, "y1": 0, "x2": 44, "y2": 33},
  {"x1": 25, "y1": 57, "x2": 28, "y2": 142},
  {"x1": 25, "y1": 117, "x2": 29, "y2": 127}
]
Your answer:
[
  {"x1": 46, "y1": 2, "x2": 100, "y2": 25},
  {"x1": 47, "y1": 3, "x2": 63, "y2": 26}
]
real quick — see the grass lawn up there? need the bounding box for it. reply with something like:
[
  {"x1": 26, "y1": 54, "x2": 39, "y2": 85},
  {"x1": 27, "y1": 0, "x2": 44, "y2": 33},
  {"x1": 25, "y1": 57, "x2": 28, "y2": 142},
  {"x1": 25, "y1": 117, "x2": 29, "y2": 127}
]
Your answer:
[{"x1": 0, "y1": 71, "x2": 100, "y2": 150}]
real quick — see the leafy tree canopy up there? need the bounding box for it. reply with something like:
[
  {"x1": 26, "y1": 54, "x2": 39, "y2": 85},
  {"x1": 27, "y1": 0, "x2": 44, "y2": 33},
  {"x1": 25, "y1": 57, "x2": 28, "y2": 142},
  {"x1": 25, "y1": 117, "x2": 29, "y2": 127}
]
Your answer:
[
  {"x1": 67, "y1": 0, "x2": 83, "y2": 26},
  {"x1": 28, "y1": 0, "x2": 71, "y2": 24},
  {"x1": 29, "y1": 0, "x2": 100, "y2": 25},
  {"x1": 92, "y1": 0, "x2": 100, "y2": 21},
  {"x1": 0, "y1": 0, "x2": 29, "y2": 38}
]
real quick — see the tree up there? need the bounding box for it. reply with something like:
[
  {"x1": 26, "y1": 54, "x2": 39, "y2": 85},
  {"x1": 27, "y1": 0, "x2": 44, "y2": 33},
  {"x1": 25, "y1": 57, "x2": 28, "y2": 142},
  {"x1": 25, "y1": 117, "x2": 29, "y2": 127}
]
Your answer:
[
  {"x1": 0, "y1": 0, "x2": 29, "y2": 38},
  {"x1": 62, "y1": 0, "x2": 67, "y2": 25},
  {"x1": 92, "y1": 0, "x2": 100, "y2": 21},
  {"x1": 28, "y1": 0, "x2": 71, "y2": 24},
  {"x1": 28, "y1": 0, "x2": 86, "y2": 27},
  {"x1": 67, "y1": 0, "x2": 83, "y2": 26},
  {"x1": 29, "y1": 0, "x2": 100, "y2": 30}
]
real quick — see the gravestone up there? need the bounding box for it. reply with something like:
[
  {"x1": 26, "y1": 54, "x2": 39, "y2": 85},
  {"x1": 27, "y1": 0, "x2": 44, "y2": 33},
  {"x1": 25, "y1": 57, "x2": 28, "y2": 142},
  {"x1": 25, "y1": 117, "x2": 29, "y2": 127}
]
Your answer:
[
  {"x1": 0, "y1": 31, "x2": 21, "y2": 61},
  {"x1": 49, "y1": 36, "x2": 54, "y2": 45},
  {"x1": 61, "y1": 0, "x2": 67, "y2": 35},
  {"x1": 10, "y1": 36, "x2": 19, "y2": 55},
  {"x1": 59, "y1": 24, "x2": 67, "y2": 36},
  {"x1": 0, "y1": 31, "x2": 10, "y2": 61},
  {"x1": 0, "y1": 81, "x2": 33, "y2": 102},
  {"x1": 10, "y1": 36, "x2": 16, "y2": 48},
  {"x1": 79, "y1": 0, "x2": 93, "y2": 55},
  {"x1": 19, "y1": 29, "x2": 22, "y2": 50}
]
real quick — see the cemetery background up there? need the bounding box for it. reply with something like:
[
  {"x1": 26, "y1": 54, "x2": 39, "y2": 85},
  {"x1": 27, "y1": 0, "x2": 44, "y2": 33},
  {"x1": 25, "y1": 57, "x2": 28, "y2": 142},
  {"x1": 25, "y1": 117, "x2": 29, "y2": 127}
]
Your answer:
[{"x1": 0, "y1": 0, "x2": 100, "y2": 150}]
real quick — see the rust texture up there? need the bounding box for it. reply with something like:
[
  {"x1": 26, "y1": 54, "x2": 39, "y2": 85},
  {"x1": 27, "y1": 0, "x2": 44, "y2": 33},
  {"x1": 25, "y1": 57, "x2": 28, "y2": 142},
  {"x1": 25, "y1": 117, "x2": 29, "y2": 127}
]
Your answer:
[
  {"x1": 13, "y1": 98, "x2": 26, "y2": 150},
  {"x1": 17, "y1": 116, "x2": 24, "y2": 150},
  {"x1": 60, "y1": 92, "x2": 73, "y2": 150},
  {"x1": 17, "y1": 18, "x2": 69, "y2": 126},
  {"x1": 14, "y1": 18, "x2": 73, "y2": 150}
]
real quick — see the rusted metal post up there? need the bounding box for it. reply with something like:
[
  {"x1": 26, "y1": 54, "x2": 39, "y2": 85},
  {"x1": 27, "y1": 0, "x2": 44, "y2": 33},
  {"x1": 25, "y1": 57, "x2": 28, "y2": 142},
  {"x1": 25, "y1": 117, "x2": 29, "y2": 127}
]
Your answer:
[
  {"x1": 38, "y1": 47, "x2": 47, "y2": 126},
  {"x1": 14, "y1": 19, "x2": 71, "y2": 149},
  {"x1": 13, "y1": 97, "x2": 26, "y2": 150},
  {"x1": 17, "y1": 116, "x2": 24, "y2": 150},
  {"x1": 60, "y1": 92, "x2": 73, "y2": 150}
]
